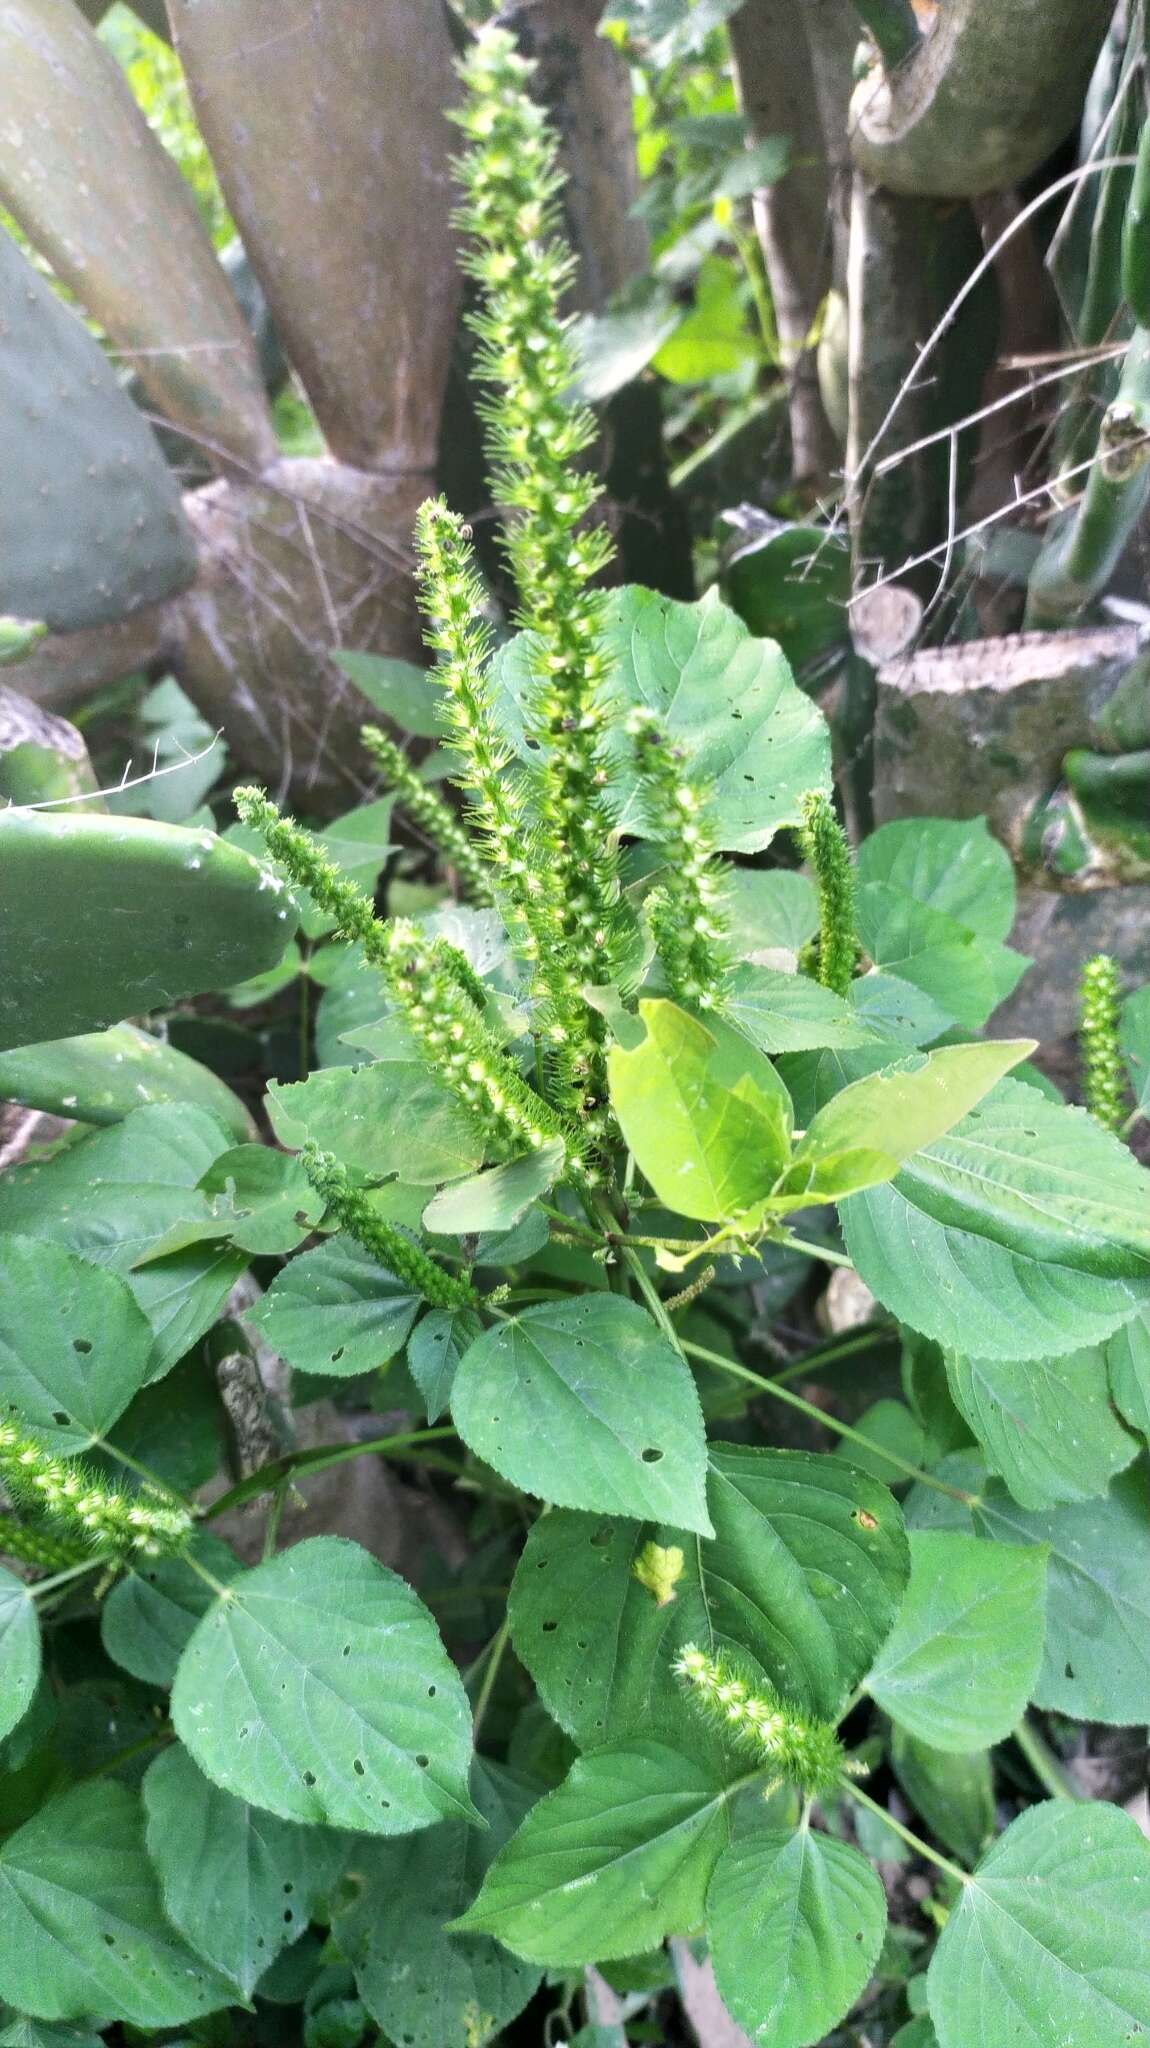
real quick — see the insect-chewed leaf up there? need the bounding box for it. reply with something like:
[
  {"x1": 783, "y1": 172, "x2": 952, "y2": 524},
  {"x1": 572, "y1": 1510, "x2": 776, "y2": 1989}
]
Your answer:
[
  {"x1": 0, "y1": 1565, "x2": 40, "y2": 1744},
  {"x1": 171, "y1": 1536, "x2": 477, "y2": 1834},
  {"x1": 0, "y1": 1236, "x2": 154, "y2": 1452}
]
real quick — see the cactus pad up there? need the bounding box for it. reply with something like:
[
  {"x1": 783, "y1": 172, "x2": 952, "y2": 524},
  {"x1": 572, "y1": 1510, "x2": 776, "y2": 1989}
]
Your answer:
[{"x1": 0, "y1": 810, "x2": 297, "y2": 1051}]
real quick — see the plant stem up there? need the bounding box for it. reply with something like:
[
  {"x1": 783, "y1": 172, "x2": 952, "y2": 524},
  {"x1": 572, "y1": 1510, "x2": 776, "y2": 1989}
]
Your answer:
[
  {"x1": 681, "y1": 1339, "x2": 975, "y2": 1502},
  {"x1": 469, "y1": 1617, "x2": 512, "y2": 1737},
  {"x1": 772, "y1": 1326, "x2": 897, "y2": 1384},
  {"x1": 844, "y1": 1781, "x2": 970, "y2": 1886},
  {"x1": 773, "y1": 1230, "x2": 855, "y2": 1269},
  {"x1": 28, "y1": 1558, "x2": 105, "y2": 1601},
  {"x1": 203, "y1": 1427, "x2": 459, "y2": 1520},
  {"x1": 1013, "y1": 1716, "x2": 1084, "y2": 1802}
]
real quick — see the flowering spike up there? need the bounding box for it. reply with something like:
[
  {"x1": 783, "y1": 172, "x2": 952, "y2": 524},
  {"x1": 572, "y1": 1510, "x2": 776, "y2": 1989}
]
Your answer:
[
  {"x1": 1079, "y1": 954, "x2": 1128, "y2": 1132},
  {"x1": 628, "y1": 709, "x2": 729, "y2": 1010},
  {"x1": 632, "y1": 1541, "x2": 685, "y2": 1607},
  {"x1": 233, "y1": 789, "x2": 588, "y2": 1176},
  {"x1": 360, "y1": 723, "x2": 494, "y2": 907},
  {"x1": 0, "y1": 1421, "x2": 191, "y2": 1558},
  {"x1": 452, "y1": 32, "x2": 624, "y2": 1124},
  {"x1": 799, "y1": 790, "x2": 857, "y2": 998},
  {"x1": 0, "y1": 1512, "x2": 94, "y2": 1573},
  {"x1": 300, "y1": 1145, "x2": 478, "y2": 1309},
  {"x1": 674, "y1": 1643, "x2": 845, "y2": 1798}
]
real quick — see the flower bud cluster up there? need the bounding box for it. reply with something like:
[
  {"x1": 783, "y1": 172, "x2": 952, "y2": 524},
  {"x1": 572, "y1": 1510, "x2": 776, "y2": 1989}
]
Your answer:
[
  {"x1": 0, "y1": 1422, "x2": 191, "y2": 1558},
  {"x1": 674, "y1": 1642, "x2": 845, "y2": 1798}
]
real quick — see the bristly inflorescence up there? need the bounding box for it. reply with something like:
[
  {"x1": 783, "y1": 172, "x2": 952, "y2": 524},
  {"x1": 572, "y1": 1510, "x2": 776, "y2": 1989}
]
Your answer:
[
  {"x1": 0, "y1": 1421, "x2": 191, "y2": 1558},
  {"x1": 233, "y1": 787, "x2": 588, "y2": 1178},
  {"x1": 0, "y1": 1511, "x2": 93, "y2": 1573},
  {"x1": 1079, "y1": 953, "x2": 1128, "y2": 1132},
  {"x1": 674, "y1": 1643, "x2": 847, "y2": 1799},
  {"x1": 452, "y1": 30, "x2": 624, "y2": 1126},
  {"x1": 799, "y1": 790, "x2": 857, "y2": 999},
  {"x1": 360, "y1": 721, "x2": 494, "y2": 908},
  {"x1": 301, "y1": 1145, "x2": 479, "y2": 1310},
  {"x1": 627, "y1": 708, "x2": 729, "y2": 1010}
]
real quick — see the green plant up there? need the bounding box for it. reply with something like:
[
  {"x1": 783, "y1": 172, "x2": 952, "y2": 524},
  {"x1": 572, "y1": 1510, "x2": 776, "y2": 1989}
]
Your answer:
[{"x1": 4, "y1": 27, "x2": 1150, "y2": 2048}]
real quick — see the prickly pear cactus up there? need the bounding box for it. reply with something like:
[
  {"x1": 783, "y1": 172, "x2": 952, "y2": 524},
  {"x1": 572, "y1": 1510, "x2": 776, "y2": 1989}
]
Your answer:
[
  {"x1": 0, "y1": 1021, "x2": 255, "y2": 1137},
  {"x1": 0, "y1": 227, "x2": 196, "y2": 633},
  {"x1": 0, "y1": 810, "x2": 297, "y2": 1050}
]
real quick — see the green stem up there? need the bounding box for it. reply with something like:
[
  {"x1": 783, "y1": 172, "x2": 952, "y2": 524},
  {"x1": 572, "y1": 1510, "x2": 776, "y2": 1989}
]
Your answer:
[
  {"x1": 1013, "y1": 1716, "x2": 1084, "y2": 1802},
  {"x1": 28, "y1": 1558, "x2": 106, "y2": 1602},
  {"x1": 203, "y1": 1428, "x2": 459, "y2": 1520},
  {"x1": 470, "y1": 1616, "x2": 512, "y2": 1737},
  {"x1": 851, "y1": 0, "x2": 921, "y2": 70},
  {"x1": 773, "y1": 1230, "x2": 855, "y2": 1269},
  {"x1": 681, "y1": 1339, "x2": 975, "y2": 1503},
  {"x1": 772, "y1": 1326, "x2": 897, "y2": 1385},
  {"x1": 844, "y1": 1782, "x2": 969, "y2": 1886}
]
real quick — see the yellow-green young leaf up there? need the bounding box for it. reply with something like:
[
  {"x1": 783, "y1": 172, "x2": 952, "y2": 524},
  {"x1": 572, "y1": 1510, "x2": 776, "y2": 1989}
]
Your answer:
[
  {"x1": 450, "y1": 1297, "x2": 712, "y2": 1535},
  {"x1": 606, "y1": 999, "x2": 790, "y2": 1222},
  {"x1": 334, "y1": 1760, "x2": 541, "y2": 2048},
  {"x1": 928, "y1": 1803, "x2": 1150, "y2": 2048},
  {"x1": 452, "y1": 1742, "x2": 735, "y2": 1966},
  {"x1": 945, "y1": 1347, "x2": 1138, "y2": 1509},
  {"x1": 0, "y1": 1782, "x2": 230, "y2": 2026},
  {"x1": 0, "y1": 1567, "x2": 40, "y2": 1743},
  {"x1": 785, "y1": 1041, "x2": 1034, "y2": 1202},
  {"x1": 706, "y1": 1827, "x2": 887, "y2": 2048},
  {"x1": 867, "y1": 1530, "x2": 1047, "y2": 1750},
  {"x1": 142, "y1": 1745, "x2": 347, "y2": 2001},
  {"x1": 1107, "y1": 1308, "x2": 1150, "y2": 1435},
  {"x1": 171, "y1": 1537, "x2": 477, "y2": 1835}
]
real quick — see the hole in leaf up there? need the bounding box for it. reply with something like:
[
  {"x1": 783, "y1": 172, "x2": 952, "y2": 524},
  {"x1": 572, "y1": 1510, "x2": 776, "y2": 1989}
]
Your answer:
[
  {"x1": 302, "y1": 1770, "x2": 317, "y2": 1787},
  {"x1": 416, "y1": 1754, "x2": 429, "y2": 1768},
  {"x1": 353, "y1": 1758, "x2": 365, "y2": 1776},
  {"x1": 52, "y1": 1411, "x2": 69, "y2": 1426},
  {"x1": 73, "y1": 1339, "x2": 92, "y2": 1355},
  {"x1": 641, "y1": 1447, "x2": 663, "y2": 1463},
  {"x1": 427, "y1": 1684, "x2": 437, "y2": 1698},
  {"x1": 330, "y1": 1347, "x2": 345, "y2": 1364},
  {"x1": 541, "y1": 1620, "x2": 558, "y2": 1633}
]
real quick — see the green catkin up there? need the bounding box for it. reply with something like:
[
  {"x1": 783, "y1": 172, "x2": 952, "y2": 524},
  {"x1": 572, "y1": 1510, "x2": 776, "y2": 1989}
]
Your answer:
[
  {"x1": 300, "y1": 1145, "x2": 479, "y2": 1309},
  {"x1": 799, "y1": 790, "x2": 857, "y2": 998},
  {"x1": 0, "y1": 1422, "x2": 191, "y2": 1558},
  {"x1": 233, "y1": 788, "x2": 586, "y2": 1175},
  {"x1": 1079, "y1": 954, "x2": 1128, "y2": 1132},
  {"x1": 627, "y1": 709, "x2": 728, "y2": 1010},
  {"x1": 452, "y1": 31, "x2": 623, "y2": 1124},
  {"x1": 674, "y1": 1643, "x2": 846, "y2": 1799},
  {"x1": 0, "y1": 1512, "x2": 94, "y2": 1572},
  {"x1": 360, "y1": 723, "x2": 494, "y2": 906}
]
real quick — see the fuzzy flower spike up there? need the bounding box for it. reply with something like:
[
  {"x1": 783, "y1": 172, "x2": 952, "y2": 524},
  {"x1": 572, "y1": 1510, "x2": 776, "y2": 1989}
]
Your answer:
[
  {"x1": 674, "y1": 1643, "x2": 847, "y2": 1799},
  {"x1": 627, "y1": 708, "x2": 729, "y2": 1011},
  {"x1": 452, "y1": 31, "x2": 624, "y2": 1129}
]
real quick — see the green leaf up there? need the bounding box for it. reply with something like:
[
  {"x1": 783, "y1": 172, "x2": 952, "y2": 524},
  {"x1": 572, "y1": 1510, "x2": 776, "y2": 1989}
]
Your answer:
[
  {"x1": 652, "y1": 256, "x2": 757, "y2": 382},
  {"x1": 0, "y1": 1020, "x2": 254, "y2": 1141},
  {"x1": 0, "y1": 810, "x2": 296, "y2": 1052},
  {"x1": 0, "y1": 1237, "x2": 154, "y2": 1451},
  {"x1": 171, "y1": 1536, "x2": 476, "y2": 1833},
  {"x1": 606, "y1": 999, "x2": 790, "y2": 1223},
  {"x1": 143, "y1": 1744, "x2": 347, "y2": 2000},
  {"x1": 867, "y1": 1530, "x2": 1047, "y2": 1749},
  {"x1": 336, "y1": 1761, "x2": 541, "y2": 2048},
  {"x1": 890, "y1": 1730, "x2": 995, "y2": 1868},
  {"x1": 0, "y1": 1104, "x2": 242, "y2": 1377},
  {"x1": 407, "y1": 1308, "x2": 483, "y2": 1422},
  {"x1": 843, "y1": 1082, "x2": 1150, "y2": 1359},
  {"x1": 724, "y1": 965, "x2": 876, "y2": 1053},
  {"x1": 248, "y1": 1236, "x2": 422, "y2": 1378},
  {"x1": 422, "y1": 1141, "x2": 564, "y2": 1236},
  {"x1": 571, "y1": 290, "x2": 683, "y2": 403},
  {"x1": 855, "y1": 884, "x2": 1027, "y2": 1032},
  {"x1": 946, "y1": 1346, "x2": 1138, "y2": 1508},
  {"x1": 453, "y1": 1741, "x2": 735, "y2": 1966},
  {"x1": 1120, "y1": 982, "x2": 1150, "y2": 1117},
  {"x1": 706, "y1": 1826, "x2": 887, "y2": 2048},
  {"x1": 508, "y1": 1449, "x2": 908, "y2": 1746},
  {"x1": 267, "y1": 1043, "x2": 483, "y2": 1187},
  {"x1": 928, "y1": 1802, "x2": 1150, "y2": 2048},
  {"x1": 196, "y1": 1145, "x2": 325, "y2": 1257},
  {"x1": 0, "y1": 1781, "x2": 229, "y2": 2025},
  {"x1": 723, "y1": 868, "x2": 818, "y2": 957},
  {"x1": 334, "y1": 650, "x2": 446, "y2": 738},
  {"x1": 100, "y1": 1535, "x2": 245, "y2": 1688},
  {"x1": 0, "y1": 2019, "x2": 104, "y2": 2048},
  {"x1": 847, "y1": 973, "x2": 954, "y2": 1049},
  {"x1": 1108, "y1": 1309, "x2": 1150, "y2": 1434},
  {"x1": 0, "y1": 1568, "x2": 39, "y2": 1744},
  {"x1": 450, "y1": 1297, "x2": 712, "y2": 1535},
  {"x1": 856, "y1": 818, "x2": 1016, "y2": 946},
  {"x1": 786, "y1": 1042, "x2": 1032, "y2": 1202},
  {"x1": 720, "y1": 518, "x2": 850, "y2": 682}
]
